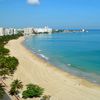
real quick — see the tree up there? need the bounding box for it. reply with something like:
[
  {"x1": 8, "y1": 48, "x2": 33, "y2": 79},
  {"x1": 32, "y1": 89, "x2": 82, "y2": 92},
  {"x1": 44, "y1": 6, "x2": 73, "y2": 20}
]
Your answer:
[
  {"x1": 5, "y1": 56, "x2": 19, "y2": 74},
  {"x1": 0, "y1": 56, "x2": 19, "y2": 78},
  {"x1": 0, "y1": 56, "x2": 9, "y2": 79},
  {"x1": 0, "y1": 68, "x2": 9, "y2": 79},
  {"x1": 9, "y1": 79, "x2": 23, "y2": 95},
  {"x1": 22, "y1": 84, "x2": 44, "y2": 99},
  {"x1": 0, "y1": 84, "x2": 5, "y2": 99},
  {"x1": 0, "y1": 33, "x2": 23, "y2": 47},
  {"x1": 0, "y1": 47, "x2": 9, "y2": 56}
]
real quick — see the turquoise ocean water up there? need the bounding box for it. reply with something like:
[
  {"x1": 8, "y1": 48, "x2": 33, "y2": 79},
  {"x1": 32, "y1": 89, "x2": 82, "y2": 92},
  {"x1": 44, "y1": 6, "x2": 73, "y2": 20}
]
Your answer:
[{"x1": 23, "y1": 30, "x2": 100, "y2": 84}]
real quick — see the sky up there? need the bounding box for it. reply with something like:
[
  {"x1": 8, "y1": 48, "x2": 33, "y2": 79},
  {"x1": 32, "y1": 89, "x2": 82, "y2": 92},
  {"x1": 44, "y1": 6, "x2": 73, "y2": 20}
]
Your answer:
[{"x1": 0, "y1": 0, "x2": 100, "y2": 29}]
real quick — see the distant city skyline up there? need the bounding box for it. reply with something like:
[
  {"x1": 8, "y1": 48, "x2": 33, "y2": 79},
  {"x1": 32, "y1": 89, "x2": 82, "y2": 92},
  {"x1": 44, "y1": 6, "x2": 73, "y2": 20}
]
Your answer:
[{"x1": 0, "y1": 0, "x2": 100, "y2": 29}]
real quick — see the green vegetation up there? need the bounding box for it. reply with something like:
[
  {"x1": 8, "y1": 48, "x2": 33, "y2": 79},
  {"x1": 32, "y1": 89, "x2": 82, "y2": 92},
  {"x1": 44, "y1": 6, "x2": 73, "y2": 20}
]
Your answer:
[
  {"x1": 22, "y1": 84, "x2": 44, "y2": 99},
  {"x1": 9, "y1": 79, "x2": 23, "y2": 95},
  {"x1": 0, "y1": 34, "x2": 23, "y2": 98},
  {"x1": 0, "y1": 34, "x2": 45, "y2": 100},
  {"x1": 0, "y1": 34, "x2": 23, "y2": 46},
  {"x1": 0, "y1": 34, "x2": 23, "y2": 78},
  {"x1": 0, "y1": 84, "x2": 5, "y2": 98},
  {"x1": 0, "y1": 47, "x2": 10, "y2": 56},
  {"x1": 41, "y1": 95, "x2": 51, "y2": 100},
  {"x1": 0, "y1": 34, "x2": 22, "y2": 79},
  {"x1": 0, "y1": 56, "x2": 19, "y2": 78}
]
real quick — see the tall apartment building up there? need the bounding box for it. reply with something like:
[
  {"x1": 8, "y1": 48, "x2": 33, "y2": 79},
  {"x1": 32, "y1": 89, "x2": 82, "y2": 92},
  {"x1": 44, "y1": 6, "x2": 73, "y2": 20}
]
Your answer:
[
  {"x1": 0, "y1": 28, "x2": 17, "y2": 36},
  {"x1": 34, "y1": 26, "x2": 52, "y2": 33},
  {"x1": 24, "y1": 28, "x2": 34, "y2": 35},
  {"x1": 0, "y1": 27, "x2": 5, "y2": 36}
]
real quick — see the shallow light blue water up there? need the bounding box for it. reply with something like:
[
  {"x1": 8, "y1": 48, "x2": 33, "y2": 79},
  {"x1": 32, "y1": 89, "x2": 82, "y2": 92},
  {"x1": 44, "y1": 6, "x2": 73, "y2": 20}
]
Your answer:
[{"x1": 23, "y1": 30, "x2": 100, "y2": 84}]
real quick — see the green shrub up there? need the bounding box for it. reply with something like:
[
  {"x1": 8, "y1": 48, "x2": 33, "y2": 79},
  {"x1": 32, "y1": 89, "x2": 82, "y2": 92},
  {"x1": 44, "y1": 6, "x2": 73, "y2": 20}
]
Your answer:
[
  {"x1": 0, "y1": 47, "x2": 9, "y2": 56},
  {"x1": 22, "y1": 84, "x2": 44, "y2": 99},
  {"x1": 41, "y1": 95, "x2": 51, "y2": 100}
]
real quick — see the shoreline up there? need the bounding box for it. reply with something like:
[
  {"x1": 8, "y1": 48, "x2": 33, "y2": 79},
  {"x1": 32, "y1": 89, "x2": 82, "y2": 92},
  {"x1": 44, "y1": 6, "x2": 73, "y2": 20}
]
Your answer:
[
  {"x1": 5, "y1": 36, "x2": 100, "y2": 100},
  {"x1": 22, "y1": 36, "x2": 100, "y2": 87}
]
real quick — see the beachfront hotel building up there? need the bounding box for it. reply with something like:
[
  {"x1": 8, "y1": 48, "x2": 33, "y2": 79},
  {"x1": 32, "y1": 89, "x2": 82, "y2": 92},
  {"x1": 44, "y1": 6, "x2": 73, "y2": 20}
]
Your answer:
[
  {"x1": 0, "y1": 27, "x2": 5, "y2": 36},
  {"x1": 34, "y1": 26, "x2": 52, "y2": 33},
  {"x1": 0, "y1": 26, "x2": 53, "y2": 36},
  {"x1": 0, "y1": 27, "x2": 17, "y2": 36},
  {"x1": 6, "y1": 28, "x2": 17, "y2": 35},
  {"x1": 24, "y1": 28, "x2": 34, "y2": 35},
  {"x1": 24, "y1": 26, "x2": 52, "y2": 35}
]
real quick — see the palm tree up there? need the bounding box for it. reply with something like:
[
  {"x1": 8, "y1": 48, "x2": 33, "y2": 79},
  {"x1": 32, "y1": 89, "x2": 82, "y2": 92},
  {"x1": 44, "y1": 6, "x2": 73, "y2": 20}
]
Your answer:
[
  {"x1": 9, "y1": 79, "x2": 23, "y2": 95},
  {"x1": 0, "y1": 84, "x2": 5, "y2": 99}
]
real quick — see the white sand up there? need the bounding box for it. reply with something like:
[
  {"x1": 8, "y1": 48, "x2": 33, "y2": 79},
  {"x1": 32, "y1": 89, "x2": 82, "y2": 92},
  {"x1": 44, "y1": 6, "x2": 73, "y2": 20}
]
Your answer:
[{"x1": 5, "y1": 37, "x2": 100, "y2": 100}]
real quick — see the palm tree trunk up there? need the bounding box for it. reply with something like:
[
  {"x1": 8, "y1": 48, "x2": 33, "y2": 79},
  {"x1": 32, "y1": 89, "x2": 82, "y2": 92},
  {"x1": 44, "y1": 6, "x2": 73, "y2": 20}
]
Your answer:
[
  {"x1": 1, "y1": 78, "x2": 7, "y2": 87},
  {"x1": 14, "y1": 94, "x2": 20, "y2": 100}
]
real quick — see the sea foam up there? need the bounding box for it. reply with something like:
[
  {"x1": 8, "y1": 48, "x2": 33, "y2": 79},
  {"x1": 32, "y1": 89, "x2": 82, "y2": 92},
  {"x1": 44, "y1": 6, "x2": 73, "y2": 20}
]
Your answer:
[{"x1": 38, "y1": 54, "x2": 49, "y2": 60}]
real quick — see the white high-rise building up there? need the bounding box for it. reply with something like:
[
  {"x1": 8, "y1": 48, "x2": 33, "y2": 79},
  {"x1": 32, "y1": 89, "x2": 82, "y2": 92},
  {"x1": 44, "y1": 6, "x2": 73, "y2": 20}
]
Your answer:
[
  {"x1": 24, "y1": 28, "x2": 34, "y2": 35},
  {"x1": 0, "y1": 27, "x2": 18, "y2": 36},
  {"x1": 4, "y1": 28, "x2": 13, "y2": 35},
  {"x1": 0, "y1": 27, "x2": 5, "y2": 36},
  {"x1": 9, "y1": 28, "x2": 14, "y2": 35},
  {"x1": 34, "y1": 26, "x2": 52, "y2": 33},
  {"x1": 5, "y1": 28, "x2": 10, "y2": 35},
  {"x1": 14, "y1": 29, "x2": 17, "y2": 34}
]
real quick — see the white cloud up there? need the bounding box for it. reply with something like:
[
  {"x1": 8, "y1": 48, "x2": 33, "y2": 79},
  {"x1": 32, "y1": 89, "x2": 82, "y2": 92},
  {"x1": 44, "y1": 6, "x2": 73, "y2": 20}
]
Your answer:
[{"x1": 27, "y1": 0, "x2": 40, "y2": 5}]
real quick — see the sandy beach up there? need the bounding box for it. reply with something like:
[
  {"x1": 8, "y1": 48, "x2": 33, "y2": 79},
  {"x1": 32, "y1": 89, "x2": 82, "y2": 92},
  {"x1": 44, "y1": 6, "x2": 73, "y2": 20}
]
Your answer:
[{"x1": 5, "y1": 37, "x2": 100, "y2": 100}]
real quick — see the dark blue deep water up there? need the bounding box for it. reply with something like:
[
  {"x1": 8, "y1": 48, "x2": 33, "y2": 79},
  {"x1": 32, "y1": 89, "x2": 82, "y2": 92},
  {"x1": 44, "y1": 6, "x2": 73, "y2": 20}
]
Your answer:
[{"x1": 24, "y1": 30, "x2": 100, "y2": 84}]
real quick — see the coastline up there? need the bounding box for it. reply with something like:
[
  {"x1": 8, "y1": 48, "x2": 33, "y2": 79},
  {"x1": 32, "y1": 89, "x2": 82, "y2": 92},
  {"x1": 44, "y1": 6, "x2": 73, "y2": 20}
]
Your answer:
[{"x1": 5, "y1": 36, "x2": 100, "y2": 100}]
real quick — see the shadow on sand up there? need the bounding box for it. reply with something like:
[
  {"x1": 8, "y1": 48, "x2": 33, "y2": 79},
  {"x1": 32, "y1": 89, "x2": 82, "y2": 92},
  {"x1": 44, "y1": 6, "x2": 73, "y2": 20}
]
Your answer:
[{"x1": 0, "y1": 92, "x2": 12, "y2": 100}]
